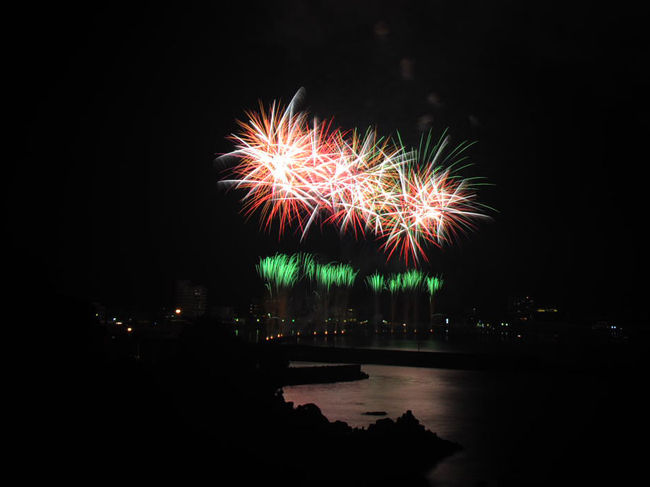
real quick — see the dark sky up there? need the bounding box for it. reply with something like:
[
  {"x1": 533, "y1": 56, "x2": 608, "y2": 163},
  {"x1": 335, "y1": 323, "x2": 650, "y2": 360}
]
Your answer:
[{"x1": 13, "y1": 1, "x2": 649, "y2": 322}]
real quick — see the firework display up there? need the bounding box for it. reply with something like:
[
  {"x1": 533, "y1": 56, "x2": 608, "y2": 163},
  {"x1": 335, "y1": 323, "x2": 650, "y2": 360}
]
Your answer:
[
  {"x1": 399, "y1": 269, "x2": 425, "y2": 292},
  {"x1": 254, "y1": 251, "x2": 448, "y2": 337},
  {"x1": 295, "y1": 252, "x2": 317, "y2": 282},
  {"x1": 425, "y1": 275, "x2": 444, "y2": 327},
  {"x1": 365, "y1": 273, "x2": 385, "y2": 294},
  {"x1": 387, "y1": 275, "x2": 401, "y2": 295},
  {"x1": 256, "y1": 253, "x2": 301, "y2": 294},
  {"x1": 218, "y1": 91, "x2": 492, "y2": 263},
  {"x1": 425, "y1": 275, "x2": 444, "y2": 299}
]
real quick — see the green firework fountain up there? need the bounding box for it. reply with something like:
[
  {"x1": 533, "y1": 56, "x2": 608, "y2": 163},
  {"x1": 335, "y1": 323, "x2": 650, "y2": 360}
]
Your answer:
[
  {"x1": 366, "y1": 273, "x2": 385, "y2": 294},
  {"x1": 425, "y1": 274, "x2": 444, "y2": 327},
  {"x1": 334, "y1": 263, "x2": 358, "y2": 332},
  {"x1": 295, "y1": 252, "x2": 317, "y2": 283},
  {"x1": 292, "y1": 252, "x2": 317, "y2": 328},
  {"x1": 314, "y1": 262, "x2": 358, "y2": 332},
  {"x1": 256, "y1": 253, "x2": 300, "y2": 336},
  {"x1": 315, "y1": 263, "x2": 336, "y2": 292},
  {"x1": 256, "y1": 253, "x2": 301, "y2": 294},
  {"x1": 387, "y1": 274, "x2": 401, "y2": 332},
  {"x1": 366, "y1": 273, "x2": 385, "y2": 332},
  {"x1": 399, "y1": 269, "x2": 424, "y2": 330},
  {"x1": 399, "y1": 269, "x2": 424, "y2": 292}
]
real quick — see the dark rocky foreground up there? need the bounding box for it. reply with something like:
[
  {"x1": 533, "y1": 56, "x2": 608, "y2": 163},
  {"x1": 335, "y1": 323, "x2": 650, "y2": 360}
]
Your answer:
[{"x1": 34, "y1": 299, "x2": 460, "y2": 486}]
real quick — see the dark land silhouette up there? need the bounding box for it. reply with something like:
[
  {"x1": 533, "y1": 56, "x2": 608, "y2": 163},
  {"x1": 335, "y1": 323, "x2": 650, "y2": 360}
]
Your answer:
[{"x1": 35, "y1": 295, "x2": 460, "y2": 486}]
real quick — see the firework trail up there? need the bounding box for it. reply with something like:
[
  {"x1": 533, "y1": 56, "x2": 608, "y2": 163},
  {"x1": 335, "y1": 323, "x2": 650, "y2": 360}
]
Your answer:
[
  {"x1": 425, "y1": 274, "x2": 444, "y2": 327},
  {"x1": 425, "y1": 275, "x2": 444, "y2": 300},
  {"x1": 256, "y1": 253, "x2": 300, "y2": 295},
  {"x1": 217, "y1": 90, "x2": 492, "y2": 263},
  {"x1": 365, "y1": 273, "x2": 385, "y2": 294}
]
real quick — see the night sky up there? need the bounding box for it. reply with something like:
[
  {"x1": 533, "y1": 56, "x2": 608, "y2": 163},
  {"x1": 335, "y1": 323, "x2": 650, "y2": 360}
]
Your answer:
[{"x1": 13, "y1": 2, "x2": 648, "y2": 323}]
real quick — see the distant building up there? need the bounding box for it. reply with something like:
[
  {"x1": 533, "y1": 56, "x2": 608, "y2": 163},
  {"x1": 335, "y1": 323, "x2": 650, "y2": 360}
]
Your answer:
[
  {"x1": 209, "y1": 305, "x2": 234, "y2": 324},
  {"x1": 431, "y1": 313, "x2": 449, "y2": 327},
  {"x1": 508, "y1": 296, "x2": 535, "y2": 322},
  {"x1": 460, "y1": 306, "x2": 480, "y2": 328},
  {"x1": 344, "y1": 307, "x2": 358, "y2": 325},
  {"x1": 174, "y1": 280, "x2": 208, "y2": 319},
  {"x1": 248, "y1": 301, "x2": 262, "y2": 320}
]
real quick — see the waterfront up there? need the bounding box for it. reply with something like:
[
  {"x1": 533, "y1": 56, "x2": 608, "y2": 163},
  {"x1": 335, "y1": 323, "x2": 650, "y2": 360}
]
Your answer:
[
  {"x1": 284, "y1": 361, "x2": 647, "y2": 486},
  {"x1": 297, "y1": 333, "x2": 466, "y2": 353}
]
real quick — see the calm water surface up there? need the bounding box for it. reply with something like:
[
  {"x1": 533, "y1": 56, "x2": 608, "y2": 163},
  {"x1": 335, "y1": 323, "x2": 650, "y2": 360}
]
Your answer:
[
  {"x1": 297, "y1": 334, "x2": 470, "y2": 353},
  {"x1": 283, "y1": 361, "x2": 645, "y2": 486}
]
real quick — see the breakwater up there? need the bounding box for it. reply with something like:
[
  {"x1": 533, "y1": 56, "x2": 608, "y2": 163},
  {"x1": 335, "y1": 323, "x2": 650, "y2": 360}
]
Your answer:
[
  {"x1": 277, "y1": 344, "x2": 556, "y2": 371},
  {"x1": 281, "y1": 364, "x2": 369, "y2": 385}
]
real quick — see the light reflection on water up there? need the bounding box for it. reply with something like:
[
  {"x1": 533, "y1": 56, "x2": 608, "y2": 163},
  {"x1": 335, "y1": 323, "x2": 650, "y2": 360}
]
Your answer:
[
  {"x1": 283, "y1": 362, "x2": 631, "y2": 486},
  {"x1": 294, "y1": 332, "x2": 555, "y2": 357},
  {"x1": 297, "y1": 334, "x2": 465, "y2": 353},
  {"x1": 283, "y1": 364, "x2": 495, "y2": 486},
  {"x1": 284, "y1": 363, "x2": 462, "y2": 430}
]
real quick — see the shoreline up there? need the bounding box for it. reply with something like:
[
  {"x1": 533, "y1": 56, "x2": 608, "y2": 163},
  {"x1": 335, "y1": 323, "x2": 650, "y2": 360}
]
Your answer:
[
  {"x1": 276, "y1": 342, "x2": 645, "y2": 373},
  {"x1": 278, "y1": 343, "x2": 537, "y2": 371},
  {"x1": 281, "y1": 363, "x2": 369, "y2": 385}
]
